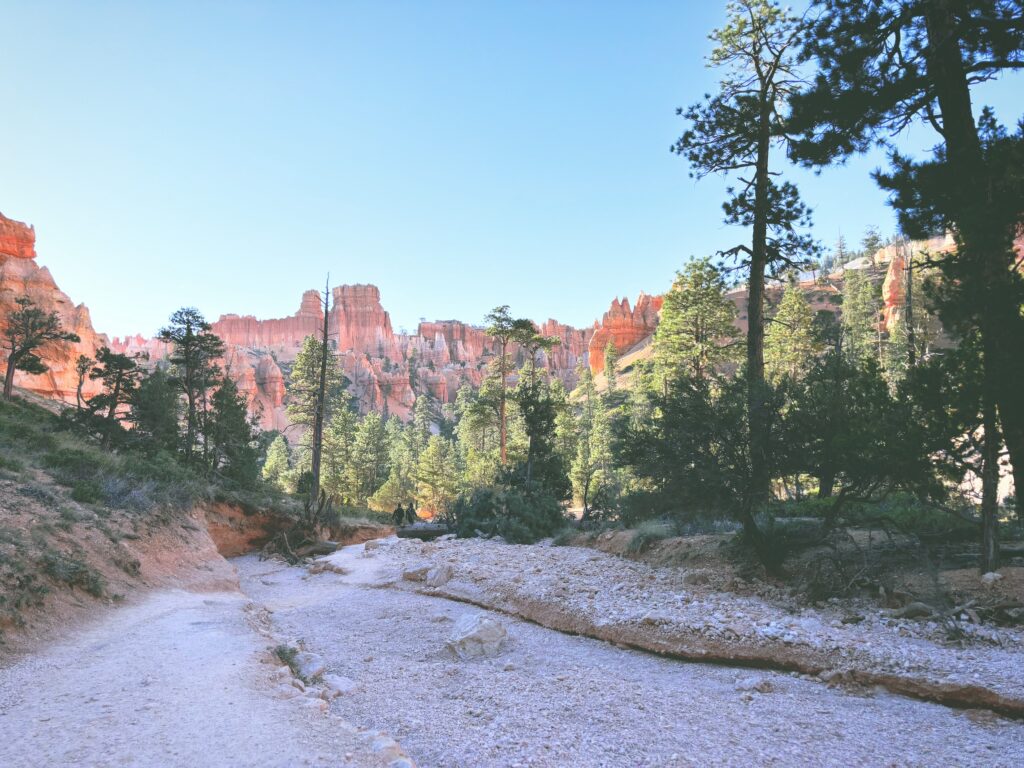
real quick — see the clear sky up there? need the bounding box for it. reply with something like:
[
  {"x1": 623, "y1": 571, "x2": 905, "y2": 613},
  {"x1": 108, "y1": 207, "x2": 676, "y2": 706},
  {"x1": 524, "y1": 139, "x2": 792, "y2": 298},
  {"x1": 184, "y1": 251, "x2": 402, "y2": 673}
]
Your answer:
[{"x1": 2, "y1": 1, "x2": 1021, "y2": 338}]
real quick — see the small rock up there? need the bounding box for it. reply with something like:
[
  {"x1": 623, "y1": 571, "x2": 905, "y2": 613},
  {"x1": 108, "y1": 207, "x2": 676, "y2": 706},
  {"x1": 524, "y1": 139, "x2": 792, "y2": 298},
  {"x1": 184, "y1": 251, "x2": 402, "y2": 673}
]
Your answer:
[
  {"x1": 892, "y1": 602, "x2": 933, "y2": 619},
  {"x1": 321, "y1": 673, "x2": 360, "y2": 699},
  {"x1": 682, "y1": 570, "x2": 711, "y2": 586},
  {"x1": 734, "y1": 676, "x2": 774, "y2": 693},
  {"x1": 402, "y1": 565, "x2": 431, "y2": 582},
  {"x1": 425, "y1": 563, "x2": 454, "y2": 588},
  {"x1": 447, "y1": 613, "x2": 507, "y2": 659},
  {"x1": 840, "y1": 614, "x2": 865, "y2": 624},
  {"x1": 290, "y1": 677, "x2": 306, "y2": 692},
  {"x1": 294, "y1": 652, "x2": 326, "y2": 681},
  {"x1": 981, "y1": 571, "x2": 1003, "y2": 585},
  {"x1": 364, "y1": 539, "x2": 383, "y2": 552},
  {"x1": 274, "y1": 683, "x2": 300, "y2": 699},
  {"x1": 301, "y1": 696, "x2": 328, "y2": 713}
]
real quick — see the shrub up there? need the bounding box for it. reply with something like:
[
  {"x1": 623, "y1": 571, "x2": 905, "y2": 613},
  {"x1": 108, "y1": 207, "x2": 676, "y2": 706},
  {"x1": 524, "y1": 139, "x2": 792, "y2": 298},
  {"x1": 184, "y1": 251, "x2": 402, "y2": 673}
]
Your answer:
[
  {"x1": 40, "y1": 551, "x2": 105, "y2": 597},
  {"x1": 453, "y1": 484, "x2": 566, "y2": 544},
  {"x1": 42, "y1": 447, "x2": 113, "y2": 486},
  {"x1": 626, "y1": 520, "x2": 674, "y2": 554},
  {"x1": 71, "y1": 481, "x2": 103, "y2": 504}
]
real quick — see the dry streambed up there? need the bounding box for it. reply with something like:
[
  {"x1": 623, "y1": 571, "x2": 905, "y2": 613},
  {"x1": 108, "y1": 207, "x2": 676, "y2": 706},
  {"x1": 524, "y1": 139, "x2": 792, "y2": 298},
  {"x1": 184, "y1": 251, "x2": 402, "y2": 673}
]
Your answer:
[
  {"x1": 365, "y1": 536, "x2": 1024, "y2": 718},
  {"x1": 237, "y1": 540, "x2": 1024, "y2": 767}
]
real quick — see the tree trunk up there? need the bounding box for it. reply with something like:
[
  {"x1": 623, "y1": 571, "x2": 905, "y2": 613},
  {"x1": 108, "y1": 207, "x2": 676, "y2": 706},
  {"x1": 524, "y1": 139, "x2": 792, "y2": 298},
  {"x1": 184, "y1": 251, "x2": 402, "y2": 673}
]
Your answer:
[
  {"x1": 817, "y1": 467, "x2": 836, "y2": 499},
  {"x1": 3, "y1": 354, "x2": 16, "y2": 400},
  {"x1": 309, "y1": 281, "x2": 332, "y2": 510},
  {"x1": 103, "y1": 376, "x2": 121, "y2": 449},
  {"x1": 980, "y1": 388, "x2": 1000, "y2": 574},
  {"x1": 744, "y1": 99, "x2": 771, "y2": 541},
  {"x1": 498, "y1": 339, "x2": 508, "y2": 466},
  {"x1": 924, "y1": 1, "x2": 1016, "y2": 567}
]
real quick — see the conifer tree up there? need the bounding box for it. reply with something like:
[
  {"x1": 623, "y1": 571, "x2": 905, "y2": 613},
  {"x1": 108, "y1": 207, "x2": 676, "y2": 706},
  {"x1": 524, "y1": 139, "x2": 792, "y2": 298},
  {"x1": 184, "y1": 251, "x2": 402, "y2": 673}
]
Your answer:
[
  {"x1": 653, "y1": 257, "x2": 740, "y2": 386},
  {"x1": 2, "y1": 296, "x2": 80, "y2": 400},
  {"x1": 765, "y1": 282, "x2": 819, "y2": 383},
  {"x1": 673, "y1": 1, "x2": 816, "y2": 528},
  {"x1": 88, "y1": 347, "x2": 143, "y2": 447},
  {"x1": 262, "y1": 434, "x2": 291, "y2": 490}
]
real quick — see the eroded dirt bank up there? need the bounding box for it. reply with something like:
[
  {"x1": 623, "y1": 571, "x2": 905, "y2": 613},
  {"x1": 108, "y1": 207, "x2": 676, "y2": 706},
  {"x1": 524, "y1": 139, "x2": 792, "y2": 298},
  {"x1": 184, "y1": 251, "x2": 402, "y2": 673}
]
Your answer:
[{"x1": 241, "y1": 540, "x2": 1024, "y2": 767}]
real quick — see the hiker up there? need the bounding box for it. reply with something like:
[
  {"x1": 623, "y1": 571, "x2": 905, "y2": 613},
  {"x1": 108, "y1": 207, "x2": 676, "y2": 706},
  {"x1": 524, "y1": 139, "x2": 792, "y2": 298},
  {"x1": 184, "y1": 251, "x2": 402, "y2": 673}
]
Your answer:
[
  {"x1": 392, "y1": 504, "x2": 405, "y2": 527},
  {"x1": 405, "y1": 503, "x2": 418, "y2": 525}
]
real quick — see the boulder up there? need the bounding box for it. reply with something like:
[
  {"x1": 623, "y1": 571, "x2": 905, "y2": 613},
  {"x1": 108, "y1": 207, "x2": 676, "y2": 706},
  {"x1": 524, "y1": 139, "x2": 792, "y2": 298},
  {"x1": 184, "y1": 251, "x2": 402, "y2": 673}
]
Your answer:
[
  {"x1": 425, "y1": 564, "x2": 454, "y2": 588},
  {"x1": 402, "y1": 565, "x2": 431, "y2": 582},
  {"x1": 893, "y1": 602, "x2": 934, "y2": 619},
  {"x1": 320, "y1": 673, "x2": 360, "y2": 699},
  {"x1": 447, "y1": 613, "x2": 507, "y2": 659},
  {"x1": 293, "y1": 652, "x2": 326, "y2": 681}
]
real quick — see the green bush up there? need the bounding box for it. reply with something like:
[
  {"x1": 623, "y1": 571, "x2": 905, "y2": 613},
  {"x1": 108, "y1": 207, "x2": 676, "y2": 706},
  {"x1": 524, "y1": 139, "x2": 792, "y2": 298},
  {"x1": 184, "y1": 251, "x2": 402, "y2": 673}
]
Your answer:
[
  {"x1": 453, "y1": 484, "x2": 566, "y2": 544},
  {"x1": 71, "y1": 481, "x2": 103, "y2": 504},
  {"x1": 40, "y1": 551, "x2": 105, "y2": 597},
  {"x1": 626, "y1": 520, "x2": 674, "y2": 554},
  {"x1": 42, "y1": 447, "x2": 113, "y2": 486}
]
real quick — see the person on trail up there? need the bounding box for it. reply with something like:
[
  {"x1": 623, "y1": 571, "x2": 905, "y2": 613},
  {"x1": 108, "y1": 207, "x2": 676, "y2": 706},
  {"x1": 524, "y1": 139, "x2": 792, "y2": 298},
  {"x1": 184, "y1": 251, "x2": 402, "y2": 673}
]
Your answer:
[
  {"x1": 405, "y1": 503, "x2": 418, "y2": 525},
  {"x1": 392, "y1": 504, "x2": 405, "y2": 527}
]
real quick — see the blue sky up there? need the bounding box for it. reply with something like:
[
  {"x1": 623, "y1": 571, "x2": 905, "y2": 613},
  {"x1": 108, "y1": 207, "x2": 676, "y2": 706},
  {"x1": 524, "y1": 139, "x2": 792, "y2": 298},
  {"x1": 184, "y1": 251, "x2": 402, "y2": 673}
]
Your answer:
[{"x1": 2, "y1": 1, "x2": 1021, "y2": 337}]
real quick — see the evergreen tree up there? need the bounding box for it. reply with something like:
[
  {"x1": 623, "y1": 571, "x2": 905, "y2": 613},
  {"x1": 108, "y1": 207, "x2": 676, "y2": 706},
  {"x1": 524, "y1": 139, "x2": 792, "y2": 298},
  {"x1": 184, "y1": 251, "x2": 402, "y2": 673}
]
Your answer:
[
  {"x1": 74, "y1": 354, "x2": 93, "y2": 411},
  {"x1": 603, "y1": 341, "x2": 619, "y2": 392},
  {"x1": 88, "y1": 347, "x2": 143, "y2": 447},
  {"x1": 347, "y1": 411, "x2": 390, "y2": 505},
  {"x1": 673, "y1": 1, "x2": 816, "y2": 527},
  {"x1": 157, "y1": 308, "x2": 225, "y2": 465},
  {"x1": 416, "y1": 435, "x2": 459, "y2": 520},
  {"x1": 287, "y1": 335, "x2": 344, "y2": 433},
  {"x1": 483, "y1": 306, "x2": 535, "y2": 466},
  {"x1": 841, "y1": 268, "x2": 881, "y2": 367},
  {"x1": 653, "y1": 257, "x2": 740, "y2": 386},
  {"x1": 131, "y1": 367, "x2": 180, "y2": 453},
  {"x1": 2, "y1": 296, "x2": 80, "y2": 400},
  {"x1": 322, "y1": 401, "x2": 358, "y2": 504},
  {"x1": 789, "y1": 0, "x2": 1024, "y2": 571},
  {"x1": 208, "y1": 377, "x2": 260, "y2": 485},
  {"x1": 765, "y1": 282, "x2": 819, "y2": 383},
  {"x1": 262, "y1": 434, "x2": 291, "y2": 490}
]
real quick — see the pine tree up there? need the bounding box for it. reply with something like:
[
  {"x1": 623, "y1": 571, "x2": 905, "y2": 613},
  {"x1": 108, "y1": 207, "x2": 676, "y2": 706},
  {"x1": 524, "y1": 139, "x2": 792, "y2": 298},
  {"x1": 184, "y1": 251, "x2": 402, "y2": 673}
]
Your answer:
[
  {"x1": 2, "y1": 296, "x2": 80, "y2": 400},
  {"x1": 483, "y1": 306, "x2": 536, "y2": 466},
  {"x1": 262, "y1": 434, "x2": 291, "y2": 490},
  {"x1": 88, "y1": 347, "x2": 143, "y2": 447},
  {"x1": 673, "y1": 1, "x2": 816, "y2": 527},
  {"x1": 208, "y1": 377, "x2": 260, "y2": 485},
  {"x1": 765, "y1": 282, "x2": 819, "y2": 383},
  {"x1": 74, "y1": 354, "x2": 93, "y2": 411},
  {"x1": 603, "y1": 342, "x2": 619, "y2": 392},
  {"x1": 347, "y1": 411, "x2": 390, "y2": 505},
  {"x1": 322, "y1": 402, "x2": 358, "y2": 504},
  {"x1": 841, "y1": 268, "x2": 881, "y2": 367},
  {"x1": 653, "y1": 257, "x2": 739, "y2": 386},
  {"x1": 157, "y1": 308, "x2": 225, "y2": 465},
  {"x1": 287, "y1": 335, "x2": 344, "y2": 433},
  {"x1": 789, "y1": 0, "x2": 1024, "y2": 571},
  {"x1": 131, "y1": 367, "x2": 180, "y2": 453},
  {"x1": 415, "y1": 436, "x2": 459, "y2": 520}
]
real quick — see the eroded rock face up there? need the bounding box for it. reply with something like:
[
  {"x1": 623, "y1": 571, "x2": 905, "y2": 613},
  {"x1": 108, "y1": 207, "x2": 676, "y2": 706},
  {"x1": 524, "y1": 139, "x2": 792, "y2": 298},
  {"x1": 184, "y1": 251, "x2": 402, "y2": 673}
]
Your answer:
[
  {"x1": 0, "y1": 211, "x2": 110, "y2": 402},
  {"x1": 588, "y1": 293, "x2": 663, "y2": 375}
]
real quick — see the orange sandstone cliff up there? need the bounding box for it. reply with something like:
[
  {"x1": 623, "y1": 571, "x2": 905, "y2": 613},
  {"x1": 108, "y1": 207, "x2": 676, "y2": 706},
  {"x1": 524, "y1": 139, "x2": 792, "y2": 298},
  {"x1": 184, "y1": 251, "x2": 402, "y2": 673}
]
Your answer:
[{"x1": 0, "y1": 211, "x2": 109, "y2": 402}]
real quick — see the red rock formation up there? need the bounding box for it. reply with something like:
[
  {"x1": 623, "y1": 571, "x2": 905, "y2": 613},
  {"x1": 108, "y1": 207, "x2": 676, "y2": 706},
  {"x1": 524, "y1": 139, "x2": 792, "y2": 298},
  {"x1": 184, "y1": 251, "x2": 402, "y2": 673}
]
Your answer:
[
  {"x1": 588, "y1": 293, "x2": 663, "y2": 374},
  {"x1": 0, "y1": 211, "x2": 36, "y2": 260},
  {"x1": 0, "y1": 211, "x2": 109, "y2": 401}
]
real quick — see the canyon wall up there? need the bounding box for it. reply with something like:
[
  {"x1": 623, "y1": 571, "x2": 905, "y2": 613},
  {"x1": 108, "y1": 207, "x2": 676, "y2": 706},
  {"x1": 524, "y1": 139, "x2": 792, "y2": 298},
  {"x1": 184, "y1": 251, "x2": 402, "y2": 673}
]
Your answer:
[
  {"x1": 0, "y1": 211, "x2": 109, "y2": 402},
  {"x1": 588, "y1": 293, "x2": 663, "y2": 375}
]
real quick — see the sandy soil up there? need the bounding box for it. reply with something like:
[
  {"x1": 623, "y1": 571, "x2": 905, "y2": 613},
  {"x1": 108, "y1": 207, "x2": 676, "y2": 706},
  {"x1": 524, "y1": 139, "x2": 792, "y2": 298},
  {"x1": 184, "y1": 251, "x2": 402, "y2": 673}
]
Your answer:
[
  {"x1": 239, "y1": 541, "x2": 1024, "y2": 767},
  {"x1": 0, "y1": 587, "x2": 407, "y2": 768}
]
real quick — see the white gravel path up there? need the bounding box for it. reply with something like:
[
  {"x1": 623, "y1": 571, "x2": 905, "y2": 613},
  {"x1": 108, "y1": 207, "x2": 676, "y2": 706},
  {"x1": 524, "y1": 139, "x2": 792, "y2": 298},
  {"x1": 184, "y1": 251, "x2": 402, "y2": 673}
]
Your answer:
[
  {"x1": 238, "y1": 544, "x2": 1024, "y2": 768},
  {"x1": 0, "y1": 588, "x2": 406, "y2": 768}
]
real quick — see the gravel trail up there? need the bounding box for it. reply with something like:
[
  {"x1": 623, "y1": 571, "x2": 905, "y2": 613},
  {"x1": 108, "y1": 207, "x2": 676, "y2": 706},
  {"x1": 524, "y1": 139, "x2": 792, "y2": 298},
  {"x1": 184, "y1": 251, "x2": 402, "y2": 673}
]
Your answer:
[
  {"x1": 0, "y1": 588, "x2": 405, "y2": 768},
  {"x1": 238, "y1": 543, "x2": 1024, "y2": 768}
]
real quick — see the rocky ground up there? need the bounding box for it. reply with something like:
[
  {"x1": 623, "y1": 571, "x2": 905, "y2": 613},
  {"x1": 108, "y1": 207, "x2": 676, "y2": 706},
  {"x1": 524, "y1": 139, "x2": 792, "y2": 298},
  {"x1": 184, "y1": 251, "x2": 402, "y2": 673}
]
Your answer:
[
  {"x1": 367, "y1": 536, "x2": 1024, "y2": 715},
  {"x1": 239, "y1": 538, "x2": 1024, "y2": 767},
  {"x1": 0, "y1": 585, "x2": 412, "y2": 768}
]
